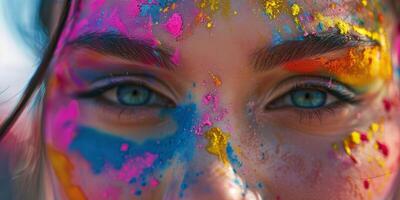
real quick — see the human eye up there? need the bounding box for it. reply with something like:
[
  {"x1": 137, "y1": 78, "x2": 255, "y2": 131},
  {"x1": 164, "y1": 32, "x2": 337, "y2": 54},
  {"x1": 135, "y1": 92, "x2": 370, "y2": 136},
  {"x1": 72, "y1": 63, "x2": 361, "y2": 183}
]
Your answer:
[
  {"x1": 265, "y1": 76, "x2": 359, "y2": 120},
  {"x1": 72, "y1": 75, "x2": 177, "y2": 124}
]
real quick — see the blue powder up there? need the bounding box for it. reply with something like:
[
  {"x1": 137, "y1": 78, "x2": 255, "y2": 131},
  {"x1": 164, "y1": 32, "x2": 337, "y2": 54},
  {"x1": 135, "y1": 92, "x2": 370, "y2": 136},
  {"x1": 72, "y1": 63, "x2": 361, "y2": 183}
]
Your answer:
[
  {"x1": 316, "y1": 22, "x2": 324, "y2": 33},
  {"x1": 69, "y1": 104, "x2": 198, "y2": 184},
  {"x1": 272, "y1": 30, "x2": 283, "y2": 46},
  {"x1": 226, "y1": 143, "x2": 242, "y2": 169},
  {"x1": 139, "y1": 0, "x2": 179, "y2": 23},
  {"x1": 283, "y1": 24, "x2": 292, "y2": 34}
]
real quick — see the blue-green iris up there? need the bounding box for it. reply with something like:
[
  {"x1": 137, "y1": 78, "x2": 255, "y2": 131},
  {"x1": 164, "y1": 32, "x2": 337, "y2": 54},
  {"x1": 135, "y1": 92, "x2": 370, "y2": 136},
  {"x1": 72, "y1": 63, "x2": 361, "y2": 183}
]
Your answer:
[
  {"x1": 116, "y1": 85, "x2": 151, "y2": 106},
  {"x1": 290, "y1": 89, "x2": 327, "y2": 108}
]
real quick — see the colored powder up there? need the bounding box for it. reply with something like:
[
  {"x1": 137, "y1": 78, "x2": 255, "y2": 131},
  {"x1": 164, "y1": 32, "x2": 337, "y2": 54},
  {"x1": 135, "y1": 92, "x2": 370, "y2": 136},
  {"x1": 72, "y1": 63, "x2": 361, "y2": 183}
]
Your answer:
[
  {"x1": 361, "y1": 0, "x2": 368, "y2": 7},
  {"x1": 115, "y1": 153, "x2": 158, "y2": 183},
  {"x1": 363, "y1": 180, "x2": 370, "y2": 189},
  {"x1": 264, "y1": 0, "x2": 283, "y2": 19},
  {"x1": 370, "y1": 123, "x2": 379, "y2": 132},
  {"x1": 316, "y1": 22, "x2": 324, "y2": 32},
  {"x1": 165, "y1": 13, "x2": 184, "y2": 39},
  {"x1": 324, "y1": 46, "x2": 391, "y2": 87},
  {"x1": 171, "y1": 49, "x2": 180, "y2": 65},
  {"x1": 48, "y1": 147, "x2": 87, "y2": 200},
  {"x1": 336, "y1": 20, "x2": 351, "y2": 35},
  {"x1": 226, "y1": 143, "x2": 242, "y2": 168},
  {"x1": 350, "y1": 131, "x2": 361, "y2": 145},
  {"x1": 52, "y1": 100, "x2": 80, "y2": 151},
  {"x1": 376, "y1": 141, "x2": 389, "y2": 157},
  {"x1": 272, "y1": 30, "x2": 283, "y2": 45},
  {"x1": 343, "y1": 139, "x2": 352, "y2": 156},
  {"x1": 204, "y1": 127, "x2": 230, "y2": 165},
  {"x1": 283, "y1": 24, "x2": 292, "y2": 34},
  {"x1": 291, "y1": 4, "x2": 300, "y2": 16},
  {"x1": 196, "y1": 0, "x2": 231, "y2": 29},
  {"x1": 208, "y1": 71, "x2": 222, "y2": 87},
  {"x1": 69, "y1": 104, "x2": 198, "y2": 184},
  {"x1": 284, "y1": 58, "x2": 326, "y2": 73}
]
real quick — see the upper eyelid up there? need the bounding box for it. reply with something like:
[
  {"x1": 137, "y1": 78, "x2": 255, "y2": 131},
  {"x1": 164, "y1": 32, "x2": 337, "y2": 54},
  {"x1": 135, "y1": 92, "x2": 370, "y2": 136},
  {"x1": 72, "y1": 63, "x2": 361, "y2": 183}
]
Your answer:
[
  {"x1": 72, "y1": 75, "x2": 179, "y2": 103},
  {"x1": 261, "y1": 75, "x2": 358, "y2": 106}
]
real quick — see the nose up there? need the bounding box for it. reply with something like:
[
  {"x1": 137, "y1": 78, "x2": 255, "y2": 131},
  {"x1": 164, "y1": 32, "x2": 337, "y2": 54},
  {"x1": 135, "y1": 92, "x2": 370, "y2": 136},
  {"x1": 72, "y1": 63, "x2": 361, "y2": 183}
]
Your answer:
[{"x1": 161, "y1": 124, "x2": 262, "y2": 200}]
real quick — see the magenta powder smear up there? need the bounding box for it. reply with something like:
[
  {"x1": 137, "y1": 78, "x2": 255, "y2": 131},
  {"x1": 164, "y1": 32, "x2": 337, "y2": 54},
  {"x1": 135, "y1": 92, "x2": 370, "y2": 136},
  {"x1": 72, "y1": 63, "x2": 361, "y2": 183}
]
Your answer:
[{"x1": 165, "y1": 13, "x2": 184, "y2": 39}]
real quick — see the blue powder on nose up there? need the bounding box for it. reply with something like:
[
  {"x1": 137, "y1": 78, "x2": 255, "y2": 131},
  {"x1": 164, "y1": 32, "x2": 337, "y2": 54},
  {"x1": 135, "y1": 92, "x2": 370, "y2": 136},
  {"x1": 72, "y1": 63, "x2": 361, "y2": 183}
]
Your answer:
[
  {"x1": 226, "y1": 143, "x2": 242, "y2": 169},
  {"x1": 69, "y1": 104, "x2": 198, "y2": 182}
]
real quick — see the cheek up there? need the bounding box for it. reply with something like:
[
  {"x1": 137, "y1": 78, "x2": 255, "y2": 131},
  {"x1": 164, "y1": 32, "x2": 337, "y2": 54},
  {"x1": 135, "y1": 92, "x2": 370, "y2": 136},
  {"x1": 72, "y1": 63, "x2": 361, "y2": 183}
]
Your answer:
[{"x1": 234, "y1": 122, "x2": 400, "y2": 199}]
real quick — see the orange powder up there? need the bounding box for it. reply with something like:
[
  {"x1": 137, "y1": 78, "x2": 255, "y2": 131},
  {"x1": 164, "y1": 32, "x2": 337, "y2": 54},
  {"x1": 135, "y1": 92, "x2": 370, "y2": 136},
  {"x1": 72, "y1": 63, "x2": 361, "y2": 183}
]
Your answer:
[
  {"x1": 48, "y1": 146, "x2": 87, "y2": 200},
  {"x1": 283, "y1": 46, "x2": 392, "y2": 87}
]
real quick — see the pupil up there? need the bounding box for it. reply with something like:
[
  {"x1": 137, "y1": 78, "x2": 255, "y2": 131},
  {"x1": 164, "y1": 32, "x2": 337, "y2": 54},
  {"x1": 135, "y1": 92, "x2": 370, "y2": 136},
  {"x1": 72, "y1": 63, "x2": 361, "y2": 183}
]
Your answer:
[{"x1": 304, "y1": 92, "x2": 311, "y2": 100}]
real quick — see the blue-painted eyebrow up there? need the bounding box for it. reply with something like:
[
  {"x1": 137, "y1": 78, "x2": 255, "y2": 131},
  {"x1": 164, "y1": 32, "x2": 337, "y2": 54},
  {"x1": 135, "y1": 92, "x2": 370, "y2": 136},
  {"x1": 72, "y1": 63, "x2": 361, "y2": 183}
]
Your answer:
[{"x1": 67, "y1": 32, "x2": 176, "y2": 70}]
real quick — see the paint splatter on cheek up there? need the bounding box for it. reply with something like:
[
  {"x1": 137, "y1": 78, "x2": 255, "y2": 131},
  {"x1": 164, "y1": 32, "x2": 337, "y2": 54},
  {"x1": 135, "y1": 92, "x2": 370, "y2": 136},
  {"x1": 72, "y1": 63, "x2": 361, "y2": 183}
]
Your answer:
[
  {"x1": 47, "y1": 147, "x2": 87, "y2": 200},
  {"x1": 54, "y1": 104, "x2": 199, "y2": 196}
]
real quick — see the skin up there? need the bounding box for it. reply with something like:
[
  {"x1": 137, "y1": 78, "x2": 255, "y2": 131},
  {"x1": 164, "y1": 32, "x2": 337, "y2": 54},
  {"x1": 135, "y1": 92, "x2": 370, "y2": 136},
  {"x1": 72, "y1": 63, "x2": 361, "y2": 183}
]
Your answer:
[{"x1": 44, "y1": 0, "x2": 400, "y2": 199}]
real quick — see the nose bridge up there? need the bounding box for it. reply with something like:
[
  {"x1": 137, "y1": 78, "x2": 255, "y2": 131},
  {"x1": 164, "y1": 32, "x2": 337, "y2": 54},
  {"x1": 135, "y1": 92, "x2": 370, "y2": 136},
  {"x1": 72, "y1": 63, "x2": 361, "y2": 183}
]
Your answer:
[{"x1": 171, "y1": 92, "x2": 252, "y2": 199}]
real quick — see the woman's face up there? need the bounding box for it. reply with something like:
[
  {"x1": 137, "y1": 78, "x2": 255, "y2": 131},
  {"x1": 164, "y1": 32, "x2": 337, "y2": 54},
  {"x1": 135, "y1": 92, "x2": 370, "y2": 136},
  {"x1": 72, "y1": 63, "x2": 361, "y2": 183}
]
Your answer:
[{"x1": 44, "y1": 0, "x2": 400, "y2": 199}]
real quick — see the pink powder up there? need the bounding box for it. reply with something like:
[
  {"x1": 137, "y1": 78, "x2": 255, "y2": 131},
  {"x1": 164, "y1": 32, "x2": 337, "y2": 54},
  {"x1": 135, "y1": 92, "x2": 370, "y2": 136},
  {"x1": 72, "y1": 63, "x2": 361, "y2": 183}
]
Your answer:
[
  {"x1": 120, "y1": 143, "x2": 129, "y2": 152},
  {"x1": 116, "y1": 152, "x2": 158, "y2": 183},
  {"x1": 171, "y1": 49, "x2": 181, "y2": 65},
  {"x1": 165, "y1": 13, "x2": 183, "y2": 38},
  {"x1": 149, "y1": 177, "x2": 160, "y2": 187},
  {"x1": 52, "y1": 100, "x2": 79, "y2": 150},
  {"x1": 89, "y1": 0, "x2": 106, "y2": 12}
]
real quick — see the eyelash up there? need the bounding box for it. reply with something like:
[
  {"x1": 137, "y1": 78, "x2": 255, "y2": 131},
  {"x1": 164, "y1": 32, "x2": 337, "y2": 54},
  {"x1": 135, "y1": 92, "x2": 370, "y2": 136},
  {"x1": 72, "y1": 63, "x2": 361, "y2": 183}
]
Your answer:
[
  {"x1": 265, "y1": 76, "x2": 360, "y2": 121},
  {"x1": 74, "y1": 78, "x2": 176, "y2": 109}
]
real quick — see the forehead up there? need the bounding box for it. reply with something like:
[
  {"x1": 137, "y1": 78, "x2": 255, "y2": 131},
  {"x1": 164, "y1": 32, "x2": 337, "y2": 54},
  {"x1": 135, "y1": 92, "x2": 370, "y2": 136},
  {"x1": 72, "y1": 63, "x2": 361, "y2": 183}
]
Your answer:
[{"x1": 64, "y1": 0, "x2": 389, "y2": 46}]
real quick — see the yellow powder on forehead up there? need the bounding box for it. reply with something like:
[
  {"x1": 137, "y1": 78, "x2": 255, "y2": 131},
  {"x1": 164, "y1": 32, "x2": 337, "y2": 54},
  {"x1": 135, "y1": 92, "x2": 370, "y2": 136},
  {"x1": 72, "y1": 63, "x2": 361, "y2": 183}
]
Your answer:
[
  {"x1": 204, "y1": 127, "x2": 230, "y2": 165},
  {"x1": 291, "y1": 3, "x2": 301, "y2": 16},
  {"x1": 264, "y1": 0, "x2": 284, "y2": 19},
  {"x1": 196, "y1": 0, "x2": 231, "y2": 29}
]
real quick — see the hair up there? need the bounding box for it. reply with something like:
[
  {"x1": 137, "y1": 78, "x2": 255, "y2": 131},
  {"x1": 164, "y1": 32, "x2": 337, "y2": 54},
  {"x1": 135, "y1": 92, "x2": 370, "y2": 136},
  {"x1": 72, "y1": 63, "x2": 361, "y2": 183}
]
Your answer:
[{"x1": 0, "y1": 1, "x2": 398, "y2": 199}]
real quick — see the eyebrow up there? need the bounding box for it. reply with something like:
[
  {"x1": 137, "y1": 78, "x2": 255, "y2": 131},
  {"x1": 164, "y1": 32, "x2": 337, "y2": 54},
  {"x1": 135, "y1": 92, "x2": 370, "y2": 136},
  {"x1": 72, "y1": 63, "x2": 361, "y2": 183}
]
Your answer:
[
  {"x1": 67, "y1": 32, "x2": 176, "y2": 70},
  {"x1": 252, "y1": 32, "x2": 379, "y2": 71}
]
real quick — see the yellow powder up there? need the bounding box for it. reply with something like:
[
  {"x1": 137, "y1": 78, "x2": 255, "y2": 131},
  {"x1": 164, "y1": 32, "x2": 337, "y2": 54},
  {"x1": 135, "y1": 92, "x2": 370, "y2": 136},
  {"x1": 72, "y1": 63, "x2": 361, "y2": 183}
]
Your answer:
[
  {"x1": 264, "y1": 0, "x2": 283, "y2": 19},
  {"x1": 343, "y1": 140, "x2": 352, "y2": 156},
  {"x1": 197, "y1": 0, "x2": 231, "y2": 29},
  {"x1": 291, "y1": 4, "x2": 301, "y2": 16},
  {"x1": 325, "y1": 46, "x2": 392, "y2": 87},
  {"x1": 204, "y1": 127, "x2": 230, "y2": 165},
  {"x1": 361, "y1": 0, "x2": 368, "y2": 6},
  {"x1": 350, "y1": 131, "x2": 361, "y2": 145},
  {"x1": 370, "y1": 123, "x2": 380, "y2": 133},
  {"x1": 335, "y1": 20, "x2": 351, "y2": 34}
]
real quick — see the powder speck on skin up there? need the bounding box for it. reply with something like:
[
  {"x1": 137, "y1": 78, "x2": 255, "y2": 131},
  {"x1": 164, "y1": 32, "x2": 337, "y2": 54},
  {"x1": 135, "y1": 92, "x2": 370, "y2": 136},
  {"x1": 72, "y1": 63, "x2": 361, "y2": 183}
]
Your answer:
[
  {"x1": 208, "y1": 71, "x2": 222, "y2": 87},
  {"x1": 204, "y1": 127, "x2": 230, "y2": 165},
  {"x1": 336, "y1": 20, "x2": 351, "y2": 34},
  {"x1": 165, "y1": 13, "x2": 183, "y2": 38},
  {"x1": 291, "y1": 4, "x2": 301, "y2": 16},
  {"x1": 361, "y1": 0, "x2": 368, "y2": 7},
  {"x1": 363, "y1": 179, "x2": 370, "y2": 189},
  {"x1": 264, "y1": 0, "x2": 283, "y2": 19}
]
